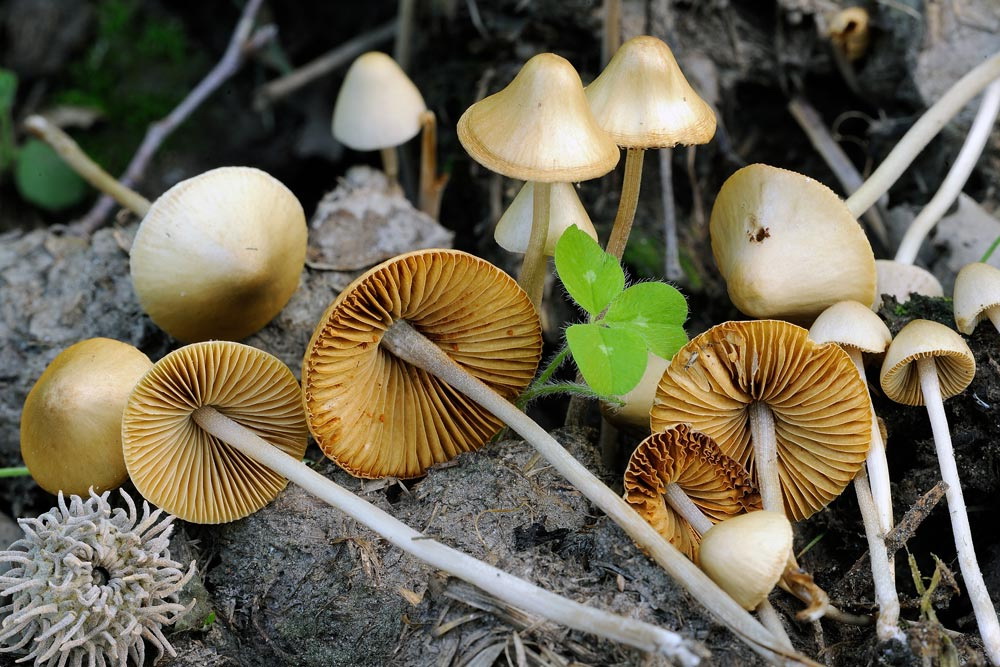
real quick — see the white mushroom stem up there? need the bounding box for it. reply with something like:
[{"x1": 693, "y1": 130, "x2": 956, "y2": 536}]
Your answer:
[
  {"x1": 381, "y1": 320, "x2": 805, "y2": 665},
  {"x1": 894, "y1": 79, "x2": 1000, "y2": 265},
  {"x1": 748, "y1": 401, "x2": 782, "y2": 513},
  {"x1": 853, "y1": 468, "x2": 903, "y2": 642},
  {"x1": 606, "y1": 147, "x2": 645, "y2": 260},
  {"x1": 189, "y1": 405, "x2": 706, "y2": 666},
  {"x1": 916, "y1": 357, "x2": 1000, "y2": 665},
  {"x1": 380, "y1": 146, "x2": 400, "y2": 186},
  {"x1": 846, "y1": 51, "x2": 1000, "y2": 217},
  {"x1": 518, "y1": 181, "x2": 552, "y2": 308}
]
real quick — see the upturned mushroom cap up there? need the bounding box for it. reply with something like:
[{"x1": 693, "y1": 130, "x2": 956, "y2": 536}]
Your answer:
[
  {"x1": 302, "y1": 249, "x2": 542, "y2": 479},
  {"x1": 808, "y1": 300, "x2": 892, "y2": 354},
  {"x1": 624, "y1": 425, "x2": 761, "y2": 559},
  {"x1": 457, "y1": 53, "x2": 620, "y2": 182},
  {"x1": 122, "y1": 341, "x2": 308, "y2": 524},
  {"x1": 20, "y1": 338, "x2": 152, "y2": 496},
  {"x1": 953, "y1": 262, "x2": 1000, "y2": 334},
  {"x1": 585, "y1": 35, "x2": 716, "y2": 148},
  {"x1": 130, "y1": 167, "x2": 307, "y2": 343},
  {"x1": 651, "y1": 320, "x2": 872, "y2": 520},
  {"x1": 874, "y1": 259, "x2": 944, "y2": 310},
  {"x1": 601, "y1": 351, "x2": 670, "y2": 430},
  {"x1": 710, "y1": 165, "x2": 876, "y2": 322},
  {"x1": 332, "y1": 51, "x2": 427, "y2": 151},
  {"x1": 879, "y1": 319, "x2": 976, "y2": 406},
  {"x1": 698, "y1": 510, "x2": 794, "y2": 610},
  {"x1": 494, "y1": 182, "x2": 598, "y2": 254}
]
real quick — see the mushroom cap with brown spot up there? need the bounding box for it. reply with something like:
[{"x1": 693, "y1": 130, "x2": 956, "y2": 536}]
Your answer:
[
  {"x1": 21, "y1": 338, "x2": 152, "y2": 496},
  {"x1": 302, "y1": 249, "x2": 542, "y2": 479},
  {"x1": 953, "y1": 262, "x2": 1000, "y2": 335},
  {"x1": 585, "y1": 35, "x2": 716, "y2": 148},
  {"x1": 457, "y1": 53, "x2": 620, "y2": 182},
  {"x1": 879, "y1": 319, "x2": 975, "y2": 406},
  {"x1": 122, "y1": 341, "x2": 308, "y2": 524},
  {"x1": 650, "y1": 320, "x2": 872, "y2": 521},
  {"x1": 709, "y1": 164, "x2": 876, "y2": 322},
  {"x1": 808, "y1": 300, "x2": 892, "y2": 355},
  {"x1": 624, "y1": 424, "x2": 761, "y2": 559}
]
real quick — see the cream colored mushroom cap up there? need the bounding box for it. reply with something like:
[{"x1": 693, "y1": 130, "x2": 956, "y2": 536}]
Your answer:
[
  {"x1": 122, "y1": 341, "x2": 308, "y2": 524},
  {"x1": 698, "y1": 510, "x2": 793, "y2": 610},
  {"x1": 874, "y1": 260, "x2": 943, "y2": 310},
  {"x1": 879, "y1": 319, "x2": 975, "y2": 406},
  {"x1": 494, "y1": 182, "x2": 597, "y2": 254},
  {"x1": 709, "y1": 164, "x2": 876, "y2": 322},
  {"x1": 457, "y1": 53, "x2": 620, "y2": 182},
  {"x1": 808, "y1": 300, "x2": 891, "y2": 354},
  {"x1": 601, "y1": 351, "x2": 670, "y2": 430},
  {"x1": 953, "y1": 262, "x2": 1000, "y2": 334},
  {"x1": 21, "y1": 338, "x2": 152, "y2": 496},
  {"x1": 585, "y1": 35, "x2": 716, "y2": 148},
  {"x1": 130, "y1": 167, "x2": 307, "y2": 343},
  {"x1": 332, "y1": 51, "x2": 427, "y2": 151}
]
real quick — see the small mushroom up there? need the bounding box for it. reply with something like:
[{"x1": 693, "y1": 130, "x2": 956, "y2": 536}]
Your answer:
[
  {"x1": 600, "y1": 351, "x2": 670, "y2": 431},
  {"x1": 873, "y1": 260, "x2": 943, "y2": 311},
  {"x1": 953, "y1": 262, "x2": 1000, "y2": 335},
  {"x1": 494, "y1": 182, "x2": 598, "y2": 255},
  {"x1": 20, "y1": 338, "x2": 152, "y2": 496}
]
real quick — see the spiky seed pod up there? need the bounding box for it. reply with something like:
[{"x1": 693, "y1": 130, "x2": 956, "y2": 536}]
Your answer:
[{"x1": 0, "y1": 490, "x2": 196, "y2": 667}]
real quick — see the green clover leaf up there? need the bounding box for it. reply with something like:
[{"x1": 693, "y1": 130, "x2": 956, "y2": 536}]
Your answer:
[
  {"x1": 565, "y1": 323, "x2": 646, "y2": 397},
  {"x1": 554, "y1": 225, "x2": 624, "y2": 317},
  {"x1": 604, "y1": 282, "x2": 688, "y2": 359}
]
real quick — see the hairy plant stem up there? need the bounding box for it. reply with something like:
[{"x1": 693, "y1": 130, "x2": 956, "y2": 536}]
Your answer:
[
  {"x1": 606, "y1": 147, "x2": 645, "y2": 260},
  {"x1": 0, "y1": 466, "x2": 30, "y2": 478},
  {"x1": 189, "y1": 405, "x2": 706, "y2": 665},
  {"x1": 518, "y1": 181, "x2": 551, "y2": 309}
]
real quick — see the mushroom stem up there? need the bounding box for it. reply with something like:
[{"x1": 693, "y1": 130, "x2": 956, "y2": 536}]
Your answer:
[
  {"x1": 894, "y1": 79, "x2": 1000, "y2": 265},
  {"x1": 518, "y1": 181, "x2": 552, "y2": 308},
  {"x1": 380, "y1": 320, "x2": 805, "y2": 665},
  {"x1": 845, "y1": 51, "x2": 1000, "y2": 218},
  {"x1": 748, "y1": 401, "x2": 783, "y2": 513},
  {"x1": 418, "y1": 110, "x2": 447, "y2": 219},
  {"x1": 189, "y1": 405, "x2": 706, "y2": 665},
  {"x1": 853, "y1": 468, "x2": 904, "y2": 642},
  {"x1": 380, "y1": 146, "x2": 400, "y2": 186},
  {"x1": 23, "y1": 115, "x2": 152, "y2": 216},
  {"x1": 606, "y1": 147, "x2": 645, "y2": 260},
  {"x1": 660, "y1": 148, "x2": 684, "y2": 281},
  {"x1": 916, "y1": 357, "x2": 1000, "y2": 665}
]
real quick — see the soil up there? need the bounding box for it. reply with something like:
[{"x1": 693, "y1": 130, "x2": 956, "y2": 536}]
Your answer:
[{"x1": 1, "y1": 1, "x2": 1000, "y2": 666}]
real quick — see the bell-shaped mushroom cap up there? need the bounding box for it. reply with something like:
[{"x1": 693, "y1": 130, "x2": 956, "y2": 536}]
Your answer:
[
  {"x1": 494, "y1": 182, "x2": 598, "y2": 254},
  {"x1": 332, "y1": 51, "x2": 427, "y2": 151},
  {"x1": 21, "y1": 338, "x2": 152, "y2": 496},
  {"x1": 710, "y1": 165, "x2": 876, "y2": 322},
  {"x1": 130, "y1": 167, "x2": 307, "y2": 343},
  {"x1": 122, "y1": 341, "x2": 308, "y2": 524},
  {"x1": 651, "y1": 320, "x2": 872, "y2": 521},
  {"x1": 585, "y1": 35, "x2": 716, "y2": 148},
  {"x1": 953, "y1": 262, "x2": 1000, "y2": 334},
  {"x1": 698, "y1": 511, "x2": 794, "y2": 610},
  {"x1": 601, "y1": 351, "x2": 670, "y2": 430},
  {"x1": 874, "y1": 259, "x2": 944, "y2": 310},
  {"x1": 457, "y1": 53, "x2": 620, "y2": 183},
  {"x1": 302, "y1": 249, "x2": 542, "y2": 479},
  {"x1": 808, "y1": 300, "x2": 892, "y2": 354},
  {"x1": 879, "y1": 319, "x2": 976, "y2": 406},
  {"x1": 624, "y1": 425, "x2": 761, "y2": 559}
]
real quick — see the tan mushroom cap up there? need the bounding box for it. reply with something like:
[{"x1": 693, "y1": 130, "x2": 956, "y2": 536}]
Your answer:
[
  {"x1": 131, "y1": 167, "x2": 307, "y2": 343},
  {"x1": 874, "y1": 260, "x2": 943, "y2": 310},
  {"x1": 20, "y1": 338, "x2": 152, "y2": 496},
  {"x1": 808, "y1": 300, "x2": 892, "y2": 354},
  {"x1": 953, "y1": 262, "x2": 1000, "y2": 334},
  {"x1": 879, "y1": 319, "x2": 976, "y2": 406},
  {"x1": 457, "y1": 53, "x2": 620, "y2": 182},
  {"x1": 302, "y1": 249, "x2": 542, "y2": 479},
  {"x1": 601, "y1": 351, "x2": 670, "y2": 430},
  {"x1": 122, "y1": 341, "x2": 308, "y2": 524},
  {"x1": 585, "y1": 35, "x2": 716, "y2": 148},
  {"x1": 624, "y1": 425, "x2": 761, "y2": 559},
  {"x1": 710, "y1": 164, "x2": 876, "y2": 322},
  {"x1": 494, "y1": 182, "x2": 598, "y2": 254},
  {"x1": 332, "y1": 51, "x2": 427, "y2": 151},
  {"x1": 651, "y1": 320, "x2": 872, "y2": 521}
]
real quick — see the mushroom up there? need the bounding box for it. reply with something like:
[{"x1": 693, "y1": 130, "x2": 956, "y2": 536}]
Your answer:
[
  {"x1": 879, "y1": 319, "x2": 1000, "y2": 664},
  {"x1": 20, "y1": 338, "x2": 152, "y2": 496},
  {"x1": 954, "y1": 262, "x2": 1000, "y2": 335},
  {"x1": 709, "y1": 164, "x2": 876, "y2": 322},
  {"x1": 130, "y1": 166, "x2": 307, "y2": 343},
  {"x1": 600, "y1": 351, "x2": 670, "y2": 431},
  {"x1": 494, "y1": 182, "x2": 599, "y2": 256},
  {"x1": 302, "y1": 249, "x2": 801, "y2": 662},
  {"x1": 872, "y1": 260, "x2": 943, "y2": 311},
  {"x1": 808, "y1": 301, "x2": 902, "y2": 642},
  {"x1": 585, "y1": 35, "x2": 716, "y2": 260},
  {"x1": 121, "y1": 340, "x2": 707, "y2": 664},
  {"x1": 457, "y1": 52, "x2": 619, "y2": 308}
]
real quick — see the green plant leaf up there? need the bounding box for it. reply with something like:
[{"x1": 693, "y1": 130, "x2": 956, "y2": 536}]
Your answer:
[
  {"x1": 0, "y1": 68, "x2": 16, "y2": 173},
  {"x1": 604, "y1": 282, "x2": 689, "y2": 359},
  {"x1": 565, "y1": 323, "x2": 646, "y2": 396},
  {"x1": 554, "y1": 225, "x2": 625, "y2": 316},
  {"x1": 14, "y1": 139, "x2": 90, "y2": 211}
]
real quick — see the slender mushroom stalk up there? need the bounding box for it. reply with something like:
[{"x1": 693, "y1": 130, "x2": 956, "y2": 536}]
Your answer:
[
  {"x1": 418, "y1": 110, "x2": 447, "y2": 219},
  {"x1": 880, "y1": 320, "x2": 1000, "y2": 665}
]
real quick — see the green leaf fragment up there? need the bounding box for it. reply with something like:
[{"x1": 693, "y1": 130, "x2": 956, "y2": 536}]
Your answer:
[
  {"x1": 14, "y1": 139, "x2": 90, "y2": 211},
  {"x1": 554, "y1": 225, "x2": 624, "y2": 316},
  {"x1": 565, "y1": 323, "x2": 647, "y2": 397}
]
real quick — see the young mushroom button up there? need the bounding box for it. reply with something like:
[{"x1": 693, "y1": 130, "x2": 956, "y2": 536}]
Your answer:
[{"x1": 953, "y1": 262, "x2": 1000, "y2": 335}]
